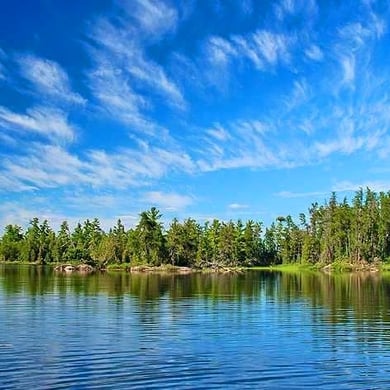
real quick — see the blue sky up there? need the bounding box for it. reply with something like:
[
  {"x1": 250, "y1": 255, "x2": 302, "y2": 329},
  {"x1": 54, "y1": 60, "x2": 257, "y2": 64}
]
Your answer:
[{"x1": 0, "y1": 0, "x2": 390, "y2": 230}]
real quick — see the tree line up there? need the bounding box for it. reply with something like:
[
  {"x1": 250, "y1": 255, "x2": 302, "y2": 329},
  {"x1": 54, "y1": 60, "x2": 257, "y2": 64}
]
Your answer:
[{"x1": 1, "y1": 188, "x2": 390, "y2": 268}]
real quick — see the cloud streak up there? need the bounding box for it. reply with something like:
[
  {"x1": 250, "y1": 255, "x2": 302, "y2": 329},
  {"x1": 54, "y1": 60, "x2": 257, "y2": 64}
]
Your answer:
[
  {"x1": 88, "y1": 61, "x2": 154, "y2": 134},
  {"x1": 143, "y1": 191, "x2": 193, "y2": 211},
  {"x1": 86, "y1": 3, "x2": 186, "y2": 135},
  {"x1": 333, "y1": 180, "x2": 390, "y2": 193},
  {"x1": 18, "y1": 55, "x2": 85, "y2": 105},
  {"x1": 228, "y1": 203, "x2": 249, "y2": 209},
  {"x1": 276, "y1": 190, "x2": 328, "y2": 199},
  {"x1": 125, "y1": 0, "x2": 178, "y2": 37},
  {"x1": 0, "y1": 106, "x2": 75, "y2": 143},
  {"x1": 197, "y1": 119, "x2": 283, "y2": 172},
  {"x1": 206, "y1": 29, "x2": 294, "y2": 72},
  {"x1": 0, "y1": 141, "x2": 195, "y2": 193}
]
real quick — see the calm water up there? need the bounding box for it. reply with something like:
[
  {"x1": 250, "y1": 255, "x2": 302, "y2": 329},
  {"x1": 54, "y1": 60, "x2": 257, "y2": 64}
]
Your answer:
[{"x1": 1, "y1": 266, "x2": 390, "y2": 389}]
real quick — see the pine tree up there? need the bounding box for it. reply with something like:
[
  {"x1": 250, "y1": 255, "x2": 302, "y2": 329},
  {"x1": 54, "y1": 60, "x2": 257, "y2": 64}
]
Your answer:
[{"x1": 0, "y1": 225, "x2": 23, "y2": 262}]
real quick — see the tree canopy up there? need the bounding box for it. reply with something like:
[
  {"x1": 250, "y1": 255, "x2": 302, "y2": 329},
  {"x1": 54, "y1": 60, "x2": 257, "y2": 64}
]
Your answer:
[{"x1": 1, "y1": 189, "x2": 390, "y2": 268}]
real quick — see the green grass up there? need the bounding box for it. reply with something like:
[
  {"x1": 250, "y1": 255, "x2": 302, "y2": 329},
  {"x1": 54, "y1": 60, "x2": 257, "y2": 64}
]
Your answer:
[
  {"x1": 0, "y1": 260, "x2": 42, "y2": 265},
  {"x1": 105, "y1": 263, "x2": 131, "y2": 271},
  {"x1": 379, "y1": 263, "x2": 390, "y2": 272},
  {"x1": 248, "y1": 263, "x2": 315, "y2": 272}
]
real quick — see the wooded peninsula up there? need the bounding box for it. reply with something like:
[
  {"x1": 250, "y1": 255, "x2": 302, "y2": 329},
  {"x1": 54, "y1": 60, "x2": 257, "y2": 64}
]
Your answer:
[{"x1": 1, "y1": 188, "x2": 390, "y2": 271}]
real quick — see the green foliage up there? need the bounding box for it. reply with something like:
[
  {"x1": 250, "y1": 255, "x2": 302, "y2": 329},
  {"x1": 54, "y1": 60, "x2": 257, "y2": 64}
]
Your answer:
[
  {"x1": 0, "y1": 224, "x2": 24, "y2": 261},
  {"x1": 134, "y1": 207, "x2": 166, "y2": 265},
  {"x1": 1, "y1": 188, "x2": 390, "y2": 268},
  {"x1": 166, "y1": 218, "x2": 200, "y2": 266}
]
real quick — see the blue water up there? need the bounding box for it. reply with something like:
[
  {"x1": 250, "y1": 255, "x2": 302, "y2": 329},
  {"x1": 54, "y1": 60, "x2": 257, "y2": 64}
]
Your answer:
[{"x1": 1, "y1": 266, "x2": 390, "y2": 389}]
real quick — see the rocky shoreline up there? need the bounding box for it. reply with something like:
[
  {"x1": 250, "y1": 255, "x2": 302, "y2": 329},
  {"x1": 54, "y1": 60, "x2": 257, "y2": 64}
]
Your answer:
[
  {"x1": 53, "y1": 262, "x2": 382, "y2": 274},
  {"x1": 54, "y1": 264, "x2": 95, "y2": 273},
  {"x1": 53, "y1": 264, "x2": 244, "y2": 274}
]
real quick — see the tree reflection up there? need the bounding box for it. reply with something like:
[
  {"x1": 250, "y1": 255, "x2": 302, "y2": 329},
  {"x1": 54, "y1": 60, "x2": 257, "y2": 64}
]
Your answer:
[{"x1": 1, "y1": 265, "x2": 390, "y2": 326}]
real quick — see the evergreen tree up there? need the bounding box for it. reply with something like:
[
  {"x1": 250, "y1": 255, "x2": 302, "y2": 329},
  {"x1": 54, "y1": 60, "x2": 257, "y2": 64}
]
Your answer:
[
  {"x1": 0, "y1": 225, "x2": 23, "y2": 262},
  {"x1": 55, "y1": 221, "x2": 72, "y2": 262},
  {"x1": 379, "y1": 192, "x2": 390, "y2": 261},
  {"x1": 135, "y1": 207, "x2": 166, "y2": 265},
  {"x1": 21, "y1": 218, "x2": 41, "y2": 263}
]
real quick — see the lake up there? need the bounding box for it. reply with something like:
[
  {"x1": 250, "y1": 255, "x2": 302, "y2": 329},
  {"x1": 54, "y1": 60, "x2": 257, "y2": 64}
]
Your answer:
[{"x1": 1, "y1": 265, "x2": 390, "y2": 389}]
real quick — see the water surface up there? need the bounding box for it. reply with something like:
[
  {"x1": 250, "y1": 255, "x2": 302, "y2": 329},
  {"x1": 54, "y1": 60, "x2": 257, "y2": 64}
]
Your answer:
[{"x1": 1, "y1": 265, "x2": 390, "y2": 389}]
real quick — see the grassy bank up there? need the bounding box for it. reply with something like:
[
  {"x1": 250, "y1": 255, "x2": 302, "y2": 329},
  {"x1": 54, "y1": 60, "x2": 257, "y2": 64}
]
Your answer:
[
  {"x1": 249, "y1": 263, "x2": 316, "y2": 272},
  {"x1": 248, "y1": 261, "x2": 384, "y2": 273},
  {"x1": 379, "y1": 263, "x2": 390, "y2": 272}
]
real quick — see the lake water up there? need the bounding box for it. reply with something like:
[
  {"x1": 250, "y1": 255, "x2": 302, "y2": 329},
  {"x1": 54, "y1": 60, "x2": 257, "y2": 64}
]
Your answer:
[{"x1": 1, "y1": 265, "x2": 390, "y2": 389}]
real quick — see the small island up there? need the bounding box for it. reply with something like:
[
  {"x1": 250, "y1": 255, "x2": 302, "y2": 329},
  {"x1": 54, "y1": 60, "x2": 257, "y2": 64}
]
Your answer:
[{"x1": 1, "y1": 188, "x2": 390, "y2": 273}]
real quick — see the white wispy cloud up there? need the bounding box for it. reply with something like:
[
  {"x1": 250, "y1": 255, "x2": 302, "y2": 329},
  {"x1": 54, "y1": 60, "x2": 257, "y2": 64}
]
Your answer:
[
  {"x1": 18, "y1": 55, "x2": 85, "y2": 105},
  {"x1": 143, "y1": 191, "x2": 193, "y2": 211},
  {"x1": 252, "y1": 30, "x2": 292, "y2": 66},
  {"x1": 85, "y1": 144, "x2": 195, "y2": 189},
  {"x1": 0, "y1": 132, "x2": 18, "y2": 147},
  {"x1": 276, "y1": 190, "x2": 328, "y2": 199},
  {"x1": 264, "y1": 2, "x2": 390, "y2": 165},
  {"x1": 92, "y1": 17, "x2": 185, "y2": 109},
  {"x1": 333, "y1": 180, "x2": 390, "y2": 193},
  {"x1": 274, "y1": 0, "x2": 318, "y2": 23},
  {"x1": 206, "y1": 29, "x2": 293, "y2": 72},
  {"x1": 314, "y1": 132, "x2": 378, "y2": 158},
  {"x1": 0, "y1": 139, "x2": 195, "y2": 193},
  {"x1": 1, "y1": 144, "x2": 86, "y2": 190},
  {"x1": 207, "y1": 37, "x2": 237, "y2": 67},
  {"x1": 125, "y1": 0, "x2": 178, "y2": 37},
  {"x1": 338, "y1": 18, "x2": 386, "y2": 49},
  {"x1": 207, "y1": 124, "x2": 231, "y2": 141},
  {"x1": 0, "y1": 173, "x2": 37, "y2": 192},
  {"x1": 0, "y1": 198, "x2": 141, "y2": 231},
  {"x1": 228, "y1": 203, "x2": 249, "y2": 209},
  {"x1": 196, "y1": 51, "x2": 390, "y2": 171},
  {"x1": 231, "y1": 35, "x2": 263, "y2": 69},
  {"x1": 0, "y1": 201, "x2": 46, "y2": 229},
  {"x1": 332, "y1": 12, "x2": 387, "y2": 92},
  {"x1": 0, "y1": 106, "x2": 75, "y2": 143},
  {"x1": 198, "y1": 119, "x2": 283, "y2": 171},
  {"x1": 378, "y1": 135, "x2": 390, "y2": 159},
  {"x1": 127, "y1": 54, "x2": 186, "y2": 110},
  {"x1": 65, "y1": 193, "x2": 118, "y2": 209},
  {"x1": 312, "y1": 93, "x2": 389, "y2": 158},
  {"x1": 85, "y1": 7, "x2": 186, "y2": 135},
  {"x1": 305, "y1": 44, "x2": 324, "y2": 61},
  {"x1": 87, "y1": 61, "x2": 155, "y2": 134},
  {"x1": 340, "y1": 54, "x2": 356, "y2": 86},
  {"x1": 285, "y1": 79, "x2": 311, "y2": 111},
  {"x1": 338, "y1": 23, "x2": 372, "y2": 50}
]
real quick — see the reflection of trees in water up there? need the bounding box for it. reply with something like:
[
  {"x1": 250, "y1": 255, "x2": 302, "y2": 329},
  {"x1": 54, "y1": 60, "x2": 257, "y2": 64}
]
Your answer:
[
  {"x1": 0, "y1": 265, "x2": 263, "y2": 301},
  {"x1": 2, "y1": 265, "x2": 390, "y2": 326},
  {"x1": 275, "y1": 271, "x2": 390, "y2": 327}
]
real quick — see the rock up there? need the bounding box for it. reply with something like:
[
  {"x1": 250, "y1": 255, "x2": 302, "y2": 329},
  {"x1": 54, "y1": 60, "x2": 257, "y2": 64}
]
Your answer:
[
  {"x1": 77, "y1": 264, "x2": 94, "y2": 272},
  {"x1": 54, "y1": 264, "x2": 95, "y2": 273},
  {"x1": 177, "y1": 267, "x2": 192, "y2": 274}
]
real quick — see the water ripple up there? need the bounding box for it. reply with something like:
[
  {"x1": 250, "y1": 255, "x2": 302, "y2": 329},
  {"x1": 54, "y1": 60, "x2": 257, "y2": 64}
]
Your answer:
[{"x1": 2, "y1": 267, "x2": 390, "y2": 388}]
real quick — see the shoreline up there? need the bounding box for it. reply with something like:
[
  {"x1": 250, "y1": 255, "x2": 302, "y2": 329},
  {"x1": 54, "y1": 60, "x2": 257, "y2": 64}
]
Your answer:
[{"x1": 2, "y1": 261, "x2": 390, "y2": 274}]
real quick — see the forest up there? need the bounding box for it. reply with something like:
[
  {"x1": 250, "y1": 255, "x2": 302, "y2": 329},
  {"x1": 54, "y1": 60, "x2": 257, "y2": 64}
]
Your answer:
[{"x1": 1, "y1": 188, "x2": 390, "y2": 268}]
